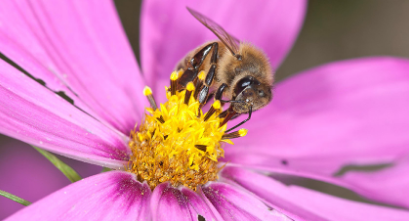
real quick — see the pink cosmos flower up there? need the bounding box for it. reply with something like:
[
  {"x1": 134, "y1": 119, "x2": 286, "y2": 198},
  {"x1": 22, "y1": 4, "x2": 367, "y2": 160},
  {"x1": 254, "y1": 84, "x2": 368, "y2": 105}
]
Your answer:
[{"x1": 1, "y1": 0, "x2": 409, "y2": 220}]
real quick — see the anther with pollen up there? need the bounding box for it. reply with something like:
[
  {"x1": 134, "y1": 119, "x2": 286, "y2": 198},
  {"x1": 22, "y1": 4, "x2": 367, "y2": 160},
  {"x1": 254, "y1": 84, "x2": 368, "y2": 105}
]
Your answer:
[
  {"x1": 170, "y1": 71, "x2": 179, "y2": 96},
  {"x1": 143, "y1": 86, "x2": 158, "y2": 110},
  {"x1": 193, "y1": 71, "x2": 206, "y2": 99},
  {"x1": 222, "y1": 129, "x2": 248, "y2": 139},
  {"x1": 204, "y1": 100, "x2": 221, "y2": 121},
  {"x1": 143, "y1": 86, "x2": 164, "y2": 123},
  {"x1": 219, "y1": 109, "x2": 237, "y2": 127},
  {"x1": 184, "y1": 82, "x2": 195, "y2": 105}
]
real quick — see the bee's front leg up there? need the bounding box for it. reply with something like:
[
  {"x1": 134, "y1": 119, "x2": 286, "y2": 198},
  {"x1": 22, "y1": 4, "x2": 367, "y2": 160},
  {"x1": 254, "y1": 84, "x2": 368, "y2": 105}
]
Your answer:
[{"x1": 225, "y1": 105, "x2": 252, "y2": 133}]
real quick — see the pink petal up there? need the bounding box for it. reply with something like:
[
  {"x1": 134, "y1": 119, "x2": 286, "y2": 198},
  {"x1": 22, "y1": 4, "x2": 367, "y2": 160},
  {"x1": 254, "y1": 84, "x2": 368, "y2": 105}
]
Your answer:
[
  {"x1": 150, "y1": 183, "x2": 220, "y2": 221},
  {"x1": 0, "y1": 1, "x2": 92, "y2": 117},
  {"x1": 0, "y1": 0, "x2": 148, "y2": 134},
  {"x1": 340, "y1": 158, "x2": 409, "y2": 208},
  {"x1": 6, "y1": 171, "x2": 151, "y2": 221},
  {"x1": 201, "y1": 182, "x2": 292, "y2": 220},
  {"x1": 222, "y1": 158, "x2": 409, "y2": 211},
  {"x1": 0, "y1": 59, "x2": 130, "y2": 168},
  {"x1": 141, "y1": 0, "x2": 306, "y2": 102},
  {"x1": 0, "y1": 136, "x2": 101, "y2": 220},
  {"x1": 226, "y1": 57, "x2": 409, "y2": 175},
  {"x1": 224, "y1": 152, "x2": 345, "y2": 177},
  {"x1": 222, "y1": 166, "x2": 409, "y2": 221},
  {"x1": 181, "y1": 188, "x2": 222, "y2": 221},
  {"x1": 220, "y1": 165, "x2": 327, "y2": 221},
  {"x1": 289, "y1": 188, "x2": 409, "y2": 221}
]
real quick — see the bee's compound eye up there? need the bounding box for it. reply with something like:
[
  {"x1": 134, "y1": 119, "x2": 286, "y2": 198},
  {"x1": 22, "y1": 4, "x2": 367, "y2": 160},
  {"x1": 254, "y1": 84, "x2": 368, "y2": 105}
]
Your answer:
[
  {"x1": 234, "y1": 76, "x2": 253, "y2": 95},
  {"x1": 258, "y1": 90, "x2": 265, "y2": 97}
]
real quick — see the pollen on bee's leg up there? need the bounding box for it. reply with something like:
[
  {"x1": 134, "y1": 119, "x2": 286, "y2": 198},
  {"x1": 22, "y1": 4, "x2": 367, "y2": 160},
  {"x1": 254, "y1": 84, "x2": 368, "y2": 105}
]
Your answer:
[
  {"x1": 204, "y1": 100, "x2": 221, "y2": 121},
  {"x1": 184, "y1": 82, "x2": 195, "y2": 105},
  {"x1": 143, "y1": 86, "x2": 158, "y2": 110},
  {"x1": 222, "y1": 128, "x2": 248, "y2": 139}
]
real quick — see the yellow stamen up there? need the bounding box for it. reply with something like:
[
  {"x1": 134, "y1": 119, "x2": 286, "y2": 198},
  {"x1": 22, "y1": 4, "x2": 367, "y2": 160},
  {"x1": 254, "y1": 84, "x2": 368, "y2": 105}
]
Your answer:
[
  {"x1": 170, "y1": 71, "x2": 179, "y2": 96},
  {"x1": 238, "y1": 128, "x2": 248, "y2": 137},
  {"x1": 143, "y1": 86, "x2": 153, "y2": 96},
  {"x1": 221, "y1": 128, "x2": 248, "y2": 140},
  {"x1": 143, "y1": 86, "x2": 157, "y2": 110},
  {"x1": 212, "y1": 100, "x2": 221, "y2": 109},
  {"x1": 204, "y1": 100, "x2": 222, "y2": 121},
  {"x1": 184, "y1": 82, "x2": 195, "y2": 105},
  {"x1": 194, "y1": 71, "x2": 206, "y2": 99},
  {"x1": 170, "y1": 71, "x2": 179, "y2": 81},
  {"x1": 186, "y1": 82, "x2": 195, "y2": 91}
]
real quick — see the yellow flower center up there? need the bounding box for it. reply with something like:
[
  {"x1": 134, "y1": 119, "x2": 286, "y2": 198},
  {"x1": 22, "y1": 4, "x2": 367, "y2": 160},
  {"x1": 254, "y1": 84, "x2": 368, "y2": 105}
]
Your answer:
[{"x1": 127, "y1": 71, "x2": 247, "y2": 190}]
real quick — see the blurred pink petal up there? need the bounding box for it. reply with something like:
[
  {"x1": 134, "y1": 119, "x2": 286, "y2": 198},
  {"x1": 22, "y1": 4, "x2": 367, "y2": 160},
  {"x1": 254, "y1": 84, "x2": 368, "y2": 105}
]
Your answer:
[
  {"x1": 290, "y1": 186, "x2": 409, "y2": 221},
  {"x1": 0, "y1": 0, "x2": 148, "y2": 134},
  {"x1": 0, "y1": 135, "x2": 101, "y2": 220},
  {"x1": 222, "y1": 166, "x2": 409, "y2": 221},
  {"x1": 5, "y1": 172, "x2": 151, "y2": 221},
  {"x1": 340, "y1": 158, "x2": 409, "y2": 208},
  {"x1": 201, "y1": 182, "x2": 292, "y2": 220},
  {"x1": 0, "y1": 59, "x2": 129, "y2": 168},
  {"x1": 150, "y1": 183, "x2": 219, "y2": 220},
  {"x1": 224, "y1": 151, "x2": 346, "y2": 176},
  {"x1": 221, "y1": 148, "x2": 409, "y2": 212},
  {"x1": 141, "y1": 0, "x2": 306, "y2": 102},
  {"x1": 226, "y1": 57, "x2": 409, "y2": 174}
]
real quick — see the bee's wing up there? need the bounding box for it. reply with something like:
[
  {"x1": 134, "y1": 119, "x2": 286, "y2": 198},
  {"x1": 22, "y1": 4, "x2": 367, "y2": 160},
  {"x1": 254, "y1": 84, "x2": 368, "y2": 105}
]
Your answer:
[{"x1": 187, "y1": 7, "x2": 240, "y2": 56}]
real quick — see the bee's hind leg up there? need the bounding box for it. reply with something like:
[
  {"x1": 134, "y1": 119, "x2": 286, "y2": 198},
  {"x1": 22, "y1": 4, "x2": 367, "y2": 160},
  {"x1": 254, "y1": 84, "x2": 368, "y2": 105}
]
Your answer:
[
  {"x1": 198, "y1": 42, "x2": 219, "y2": 105},
  {"x1": 177, "y1": 42, "x2": 216, "y2": 89}
]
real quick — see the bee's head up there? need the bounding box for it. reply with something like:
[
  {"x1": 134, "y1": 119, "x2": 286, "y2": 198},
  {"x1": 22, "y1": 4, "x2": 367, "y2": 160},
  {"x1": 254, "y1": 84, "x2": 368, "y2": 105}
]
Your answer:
[{"x1": 232, "y1": 76, "x2": 272, "y2": 113}]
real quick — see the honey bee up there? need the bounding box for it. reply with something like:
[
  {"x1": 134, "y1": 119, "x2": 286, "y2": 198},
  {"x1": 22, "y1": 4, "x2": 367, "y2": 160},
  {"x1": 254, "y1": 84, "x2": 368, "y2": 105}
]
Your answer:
[{"x1": 176, "y1": 7, "x2": 274, "y2": 131}]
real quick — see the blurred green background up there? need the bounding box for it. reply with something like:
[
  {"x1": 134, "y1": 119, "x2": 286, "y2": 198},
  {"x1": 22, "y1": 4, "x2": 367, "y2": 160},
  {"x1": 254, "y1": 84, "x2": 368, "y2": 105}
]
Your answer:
[{"x1": 1, "y1": 0, "x2": 409, "y2": 219}]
